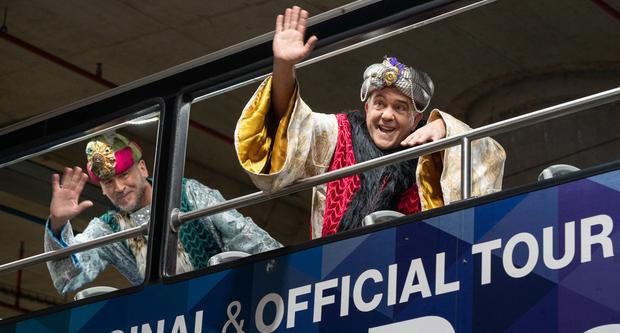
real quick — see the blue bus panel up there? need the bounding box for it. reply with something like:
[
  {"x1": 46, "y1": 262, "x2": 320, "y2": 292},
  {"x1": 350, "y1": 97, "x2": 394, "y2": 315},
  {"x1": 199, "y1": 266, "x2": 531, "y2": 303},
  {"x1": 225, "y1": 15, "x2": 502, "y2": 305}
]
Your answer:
[{"x1": 3, "y1": 169, "x2": 620, "y2": 333}]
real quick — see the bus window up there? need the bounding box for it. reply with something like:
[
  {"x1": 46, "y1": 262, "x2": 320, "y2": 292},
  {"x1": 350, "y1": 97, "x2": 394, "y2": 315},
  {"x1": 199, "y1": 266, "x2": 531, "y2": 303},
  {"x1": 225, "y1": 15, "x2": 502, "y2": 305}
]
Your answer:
[
  {"x1": 0, "y1": 111, "x2": 159, "y2": 319},
  {"x1": 176, "y1": 0, "x2": 620, "y2": 268},
  {"x1": 174, "y1": 92, "x2": 292, "y2": 273}
]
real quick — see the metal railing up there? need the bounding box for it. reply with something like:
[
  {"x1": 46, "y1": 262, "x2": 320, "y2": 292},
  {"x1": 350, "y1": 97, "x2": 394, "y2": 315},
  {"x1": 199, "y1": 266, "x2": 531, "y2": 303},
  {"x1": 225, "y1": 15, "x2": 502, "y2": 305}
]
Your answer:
[
  {"x1": 0, "y1": 224, "x2": 148, "y2": 274},
  {"x1": 173, "y1": 86, "x2": 620, "y2": 227},
  {"x1": 1, "y1": 86, "x2": 617, "y2": 275}
]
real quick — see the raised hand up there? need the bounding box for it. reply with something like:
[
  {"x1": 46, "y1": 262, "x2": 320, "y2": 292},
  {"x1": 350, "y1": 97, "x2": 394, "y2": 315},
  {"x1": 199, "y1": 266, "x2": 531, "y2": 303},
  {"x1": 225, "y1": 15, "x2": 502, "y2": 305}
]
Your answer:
[
  {"x1": 271, "y1": 6, "x2": 318, "y2": 119},
  {"x1": 273, "y1": 6, "x2": 318, "y2": 65},
  {"x1": 49, "y1": 166, "x2": 94, "y2": 234},
  {"x1": 401, "y1": 118, "x2": 447, "y2": 147}
]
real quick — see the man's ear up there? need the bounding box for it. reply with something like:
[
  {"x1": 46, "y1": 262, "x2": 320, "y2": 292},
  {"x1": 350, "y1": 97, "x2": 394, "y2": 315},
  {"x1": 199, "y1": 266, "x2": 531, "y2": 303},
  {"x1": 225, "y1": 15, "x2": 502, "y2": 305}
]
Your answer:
[
  {"x1": 364, "y1": 100, "x2": 369, "y2": 113},
  {"x1": 138, "y1": 160, "x2": 149, "y2": 178},
  {"x1": 411, "y1": 112, "x2": 423, "y2": 130}
]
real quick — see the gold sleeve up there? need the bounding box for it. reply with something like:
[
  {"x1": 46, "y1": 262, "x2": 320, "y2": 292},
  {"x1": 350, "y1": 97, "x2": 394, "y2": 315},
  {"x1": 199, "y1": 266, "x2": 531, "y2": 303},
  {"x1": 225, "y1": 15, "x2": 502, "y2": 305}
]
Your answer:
[
  {"x1": 236, "y1": 76, "x2": 297, "y2": 174},
  {"x1": 417, "y1": 152, "x2": 445, "y2": 210}
]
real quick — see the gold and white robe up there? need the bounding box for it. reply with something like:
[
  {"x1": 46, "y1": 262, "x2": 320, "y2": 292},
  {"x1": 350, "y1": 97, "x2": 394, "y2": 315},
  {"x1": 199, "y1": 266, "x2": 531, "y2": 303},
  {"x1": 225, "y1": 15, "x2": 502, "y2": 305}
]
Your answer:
[{"x1": 235, "y1": 77, "x2": 506, "y2": 239}]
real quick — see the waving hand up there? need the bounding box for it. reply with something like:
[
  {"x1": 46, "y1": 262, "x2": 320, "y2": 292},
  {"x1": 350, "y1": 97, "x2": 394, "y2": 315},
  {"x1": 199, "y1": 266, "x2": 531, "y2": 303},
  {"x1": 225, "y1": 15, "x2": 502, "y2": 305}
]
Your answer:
[
  {"x1": 49, "y1": 167, "x2": 94, "y2": 234},
  {"x1": 272, "y1": 6, "x2": 318, "y2": 119}
]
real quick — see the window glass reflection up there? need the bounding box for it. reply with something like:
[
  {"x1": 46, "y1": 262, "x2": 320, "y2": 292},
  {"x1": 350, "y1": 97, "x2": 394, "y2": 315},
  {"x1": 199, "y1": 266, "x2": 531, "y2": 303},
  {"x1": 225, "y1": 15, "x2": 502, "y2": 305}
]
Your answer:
[{"x1": 0, "y1": 113, "x2": 158, "y2": 318}]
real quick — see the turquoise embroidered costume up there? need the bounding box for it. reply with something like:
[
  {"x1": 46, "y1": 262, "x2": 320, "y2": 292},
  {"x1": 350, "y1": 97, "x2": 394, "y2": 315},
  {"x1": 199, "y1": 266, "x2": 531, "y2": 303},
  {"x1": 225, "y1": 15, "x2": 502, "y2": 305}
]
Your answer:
[{"x1": 44, "y1": 178, "x2": 281, "y2": 295}]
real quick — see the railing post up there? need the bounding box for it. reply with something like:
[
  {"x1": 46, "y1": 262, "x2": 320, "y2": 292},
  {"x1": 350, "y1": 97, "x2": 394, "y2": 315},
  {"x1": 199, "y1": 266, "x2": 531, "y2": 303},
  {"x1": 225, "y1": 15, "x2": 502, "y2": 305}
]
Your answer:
[
  {"x1": 461, "y1": 136, "x2": 471, "y2": 200},
  {"x1": 163, "y1": 97, "x2": 191, "y2": 278},
  {"x1": 146, "y1": 95, "x2": 191, "y2": 281}
]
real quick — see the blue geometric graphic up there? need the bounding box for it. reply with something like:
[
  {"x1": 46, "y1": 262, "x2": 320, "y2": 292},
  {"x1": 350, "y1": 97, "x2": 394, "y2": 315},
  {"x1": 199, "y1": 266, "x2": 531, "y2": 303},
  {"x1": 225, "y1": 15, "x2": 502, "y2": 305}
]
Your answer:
[{"x1": 3, "y1": 169, "x2": 620, "y2": 332}]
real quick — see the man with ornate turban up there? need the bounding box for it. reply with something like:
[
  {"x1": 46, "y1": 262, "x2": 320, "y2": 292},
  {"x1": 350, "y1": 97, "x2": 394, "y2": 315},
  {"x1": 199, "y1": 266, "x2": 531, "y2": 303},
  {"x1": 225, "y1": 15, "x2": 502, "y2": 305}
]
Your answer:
[
  {"x1": 44, "y1": 133, "x2": 281, "y2": 295},
  {"x1": 235, "y1": 6, "x2": 506, "y2": 239}
]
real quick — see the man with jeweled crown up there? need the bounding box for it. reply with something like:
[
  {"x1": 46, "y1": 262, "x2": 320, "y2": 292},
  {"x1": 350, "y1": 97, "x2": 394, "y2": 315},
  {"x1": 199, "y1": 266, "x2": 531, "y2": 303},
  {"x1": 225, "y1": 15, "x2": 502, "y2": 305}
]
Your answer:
[
  {"x1": 44, "y1": 133, "x2": 281, "y2": 295},
  {"x1": 234, "y1": 6, "x2": 506, "y2": 239}
]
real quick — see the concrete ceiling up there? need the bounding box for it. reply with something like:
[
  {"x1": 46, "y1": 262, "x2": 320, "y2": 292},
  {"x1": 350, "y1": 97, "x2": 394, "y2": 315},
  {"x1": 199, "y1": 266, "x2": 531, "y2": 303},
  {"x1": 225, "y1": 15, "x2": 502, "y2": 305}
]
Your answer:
[{"x1": 0, "y1": 0, "x2": 619, "y2": 320}]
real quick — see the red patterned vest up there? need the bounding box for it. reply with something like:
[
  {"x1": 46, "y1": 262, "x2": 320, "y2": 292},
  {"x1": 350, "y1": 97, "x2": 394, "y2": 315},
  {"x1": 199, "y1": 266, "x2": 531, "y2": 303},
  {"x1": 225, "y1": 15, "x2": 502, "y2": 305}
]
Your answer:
[{"x1": 321, "y1": 114, "x2": 421, "y2": 237}]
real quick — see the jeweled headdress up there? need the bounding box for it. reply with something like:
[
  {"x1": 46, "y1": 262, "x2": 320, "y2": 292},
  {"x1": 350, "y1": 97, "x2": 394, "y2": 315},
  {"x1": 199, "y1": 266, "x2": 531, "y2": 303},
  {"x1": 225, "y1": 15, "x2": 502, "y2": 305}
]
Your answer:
[
  {"x1": 360, "y1": 56, "x2": 434, "y2": 113},
  {"x1": 85, "y1": 133, "x2": 142, "y2": 184}
]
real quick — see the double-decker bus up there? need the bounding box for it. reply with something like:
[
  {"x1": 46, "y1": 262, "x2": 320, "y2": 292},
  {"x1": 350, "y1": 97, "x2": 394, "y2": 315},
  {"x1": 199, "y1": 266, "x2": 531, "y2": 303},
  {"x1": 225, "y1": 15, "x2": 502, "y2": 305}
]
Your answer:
[{"x1": 0, "y1": 0, "x2": 619, "y2": 332}]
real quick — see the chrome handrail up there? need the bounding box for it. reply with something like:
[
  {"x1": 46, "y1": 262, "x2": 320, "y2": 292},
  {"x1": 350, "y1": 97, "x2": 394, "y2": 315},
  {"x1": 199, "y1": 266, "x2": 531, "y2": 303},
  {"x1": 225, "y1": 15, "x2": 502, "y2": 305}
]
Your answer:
[
  {"x1": 192, "y1": 0, "x2": 496, "y2": 103},
  {"x1": 0, "y1": 224, "x2": 148, "y2": 274},
  {"x1": 174, "y1": 86, "x2": 620, "y2": 226}
]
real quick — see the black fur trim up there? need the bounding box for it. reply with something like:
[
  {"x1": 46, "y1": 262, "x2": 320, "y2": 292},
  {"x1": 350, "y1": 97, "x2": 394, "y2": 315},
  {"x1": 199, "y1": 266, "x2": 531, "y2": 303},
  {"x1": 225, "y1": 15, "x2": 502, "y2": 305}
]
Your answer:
[{"x1": 337, "y1": 111, "x2": 421, "y2": 232}]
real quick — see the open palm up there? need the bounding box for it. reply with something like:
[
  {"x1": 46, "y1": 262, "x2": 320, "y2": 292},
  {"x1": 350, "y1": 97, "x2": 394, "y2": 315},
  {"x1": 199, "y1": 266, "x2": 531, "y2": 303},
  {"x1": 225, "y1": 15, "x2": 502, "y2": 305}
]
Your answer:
[
  {"x1": 273, "y1": 6, "x2": 317, "y2": 65},
  {"x1": 50, "y1": 167, "x2": 93, "y2": 230}
]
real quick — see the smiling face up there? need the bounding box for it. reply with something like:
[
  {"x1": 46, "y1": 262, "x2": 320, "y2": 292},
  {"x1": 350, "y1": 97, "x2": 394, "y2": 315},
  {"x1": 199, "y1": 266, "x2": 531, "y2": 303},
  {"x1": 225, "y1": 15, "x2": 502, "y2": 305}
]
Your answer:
[
  {"x1": 100, "y1": 160, "x2": 152, "y2": 213},
  {"x1": 364, "y1": 87, "x2": 422, "y2": 150}
]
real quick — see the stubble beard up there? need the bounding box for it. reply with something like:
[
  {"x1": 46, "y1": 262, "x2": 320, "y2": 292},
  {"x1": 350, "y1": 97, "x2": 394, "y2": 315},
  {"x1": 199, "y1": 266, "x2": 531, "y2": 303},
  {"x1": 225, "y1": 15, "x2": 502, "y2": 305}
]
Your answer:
[{"x1": 114, "y1": 181, "x2": 147, "y2": 214}]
